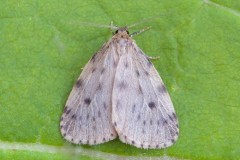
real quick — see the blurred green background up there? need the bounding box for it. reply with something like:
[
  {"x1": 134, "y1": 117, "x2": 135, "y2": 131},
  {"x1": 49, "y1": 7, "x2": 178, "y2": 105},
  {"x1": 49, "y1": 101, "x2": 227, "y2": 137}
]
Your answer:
[{"x1": 0, "y1": 0, "x2": 240, "y2": 159}]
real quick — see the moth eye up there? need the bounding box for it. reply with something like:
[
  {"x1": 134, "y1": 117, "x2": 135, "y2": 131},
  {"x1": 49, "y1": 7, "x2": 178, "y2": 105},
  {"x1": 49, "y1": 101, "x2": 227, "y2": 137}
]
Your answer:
[
  {"x1": 115, "y1": 30, "x2": 119, "y2": 34},
  {"x1": 126, "y1": 30, "x2": 129, "y2": 34}
]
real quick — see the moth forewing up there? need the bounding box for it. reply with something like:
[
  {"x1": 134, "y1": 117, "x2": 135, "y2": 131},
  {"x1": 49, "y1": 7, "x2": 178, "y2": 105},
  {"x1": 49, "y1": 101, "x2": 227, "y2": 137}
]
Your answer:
[
  {"x1": 111, "y1": 29, "x2": 179, "y2": 149},
  {"x1": 60, "y1": 39, "x2": 118, "y2": 145}
]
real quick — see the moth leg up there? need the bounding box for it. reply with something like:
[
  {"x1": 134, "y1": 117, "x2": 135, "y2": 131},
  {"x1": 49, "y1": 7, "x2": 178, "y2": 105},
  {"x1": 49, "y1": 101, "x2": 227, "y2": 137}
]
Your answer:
[{"x1": 147, "y1": 55, "x2": 160, "y2": 60}]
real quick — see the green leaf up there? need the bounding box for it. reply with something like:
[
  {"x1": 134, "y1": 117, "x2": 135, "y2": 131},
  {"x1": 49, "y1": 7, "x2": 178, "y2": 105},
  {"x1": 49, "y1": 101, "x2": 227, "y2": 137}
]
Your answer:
[{"x1": 0, "y1": 0, "x2": 239, "y2": 159}]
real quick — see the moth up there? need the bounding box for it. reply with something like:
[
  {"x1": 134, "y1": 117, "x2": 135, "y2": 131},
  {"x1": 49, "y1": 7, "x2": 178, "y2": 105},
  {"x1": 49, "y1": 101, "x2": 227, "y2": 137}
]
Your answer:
[{"x1": 60, "y1": 25, "x2": 179, "y2": 149}]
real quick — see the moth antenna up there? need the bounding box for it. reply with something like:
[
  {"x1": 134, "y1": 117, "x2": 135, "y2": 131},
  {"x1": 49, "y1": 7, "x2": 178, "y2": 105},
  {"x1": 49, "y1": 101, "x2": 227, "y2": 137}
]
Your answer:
[
  {"x1": 130, "y1": 26, "x2": 151, "y2": 37},
  {"x1": 70, "y1": 21, "x2": 118, "y2": 30}
]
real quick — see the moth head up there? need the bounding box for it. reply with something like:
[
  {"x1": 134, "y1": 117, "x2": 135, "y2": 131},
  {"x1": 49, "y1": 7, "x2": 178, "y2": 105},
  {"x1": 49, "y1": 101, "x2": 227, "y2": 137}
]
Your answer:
[
  {"x1": 114, "y1": 26, "x2": 151, "y2": 38},
  {"x1": 114, "y1": 27, "x2": 129, "y2": 35}
]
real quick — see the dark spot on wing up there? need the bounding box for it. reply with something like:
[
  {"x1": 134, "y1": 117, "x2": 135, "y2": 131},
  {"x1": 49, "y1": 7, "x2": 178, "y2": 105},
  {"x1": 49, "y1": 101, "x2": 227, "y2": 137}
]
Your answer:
[
  {"x1": 176, "y1": 131, "x2": 179, "y2": 135},
  {"x1": 138, "y1": 85, "x2": 143, "y2": 94},
  {"x1": 163, "y1": 119, "x2": 168, "y2": 125},
  {"x1": 170, "y1": 128, "x2": 176, "y2": 137},
  {"x1": 86, "y1": 114, "x2": 89, "y2": 120},
  {"x1": 156, "y1": 144, "x2": 159, "y2": 148},
  {"x1": 63, "y1": 133, "x2": 66, "y2": 137},
  {"x1": 111, "y1": 133, "x2": 114, "y2": 137},
  {"x1": 137, "y1": 114, "x2": 141, "y2": 120},
  {"x1": 114, "y1": 122, "x2": 117, "y2": 126},
  {"x1": 94, "y1": 140, "x2": 96, "y2": 144},
  {"x1": 171, "y1": 139, "x2": 175, "y2": 143},
  {"x1": 71, "y1": 114, "x2": 76, "y2": 119},
  {"x1": 172, "y1": 113, "x2": 177, "y2": 119},
  {"x1": 103, "y1": 138, "x2": 106, "y2": 142},
  {"x1": 101, "y1": 68, "x2": 105, "y2": 74},
  {"x1": 64, "y1": 106, "x2": 68, "y2": 112},
  {"x1": 71, "y1": 138, "x2": 74, "y2": 142},
  {"x1": 92, "y1": 68, "x2": 96, "y2": 73},
  {"x1": 103, "y1": 102, "x2": 107, "y2": 110},
  {"x1": 125, "y1": 62, "x2": 128, "y2": 68},
  {"x1": 143, "y1": 120, "x2": 146, "y2": 125},
  {"x1": 92, "y1": 117, "x2": 95, "y2": 121},
  {"x1": 132, "y1": 141, "x2": 135, "y2": 144},
  {"x1": 144, "y1": 71, "x2": 149, "y2": 76},
  {"x1": 60, "y1": 117, "x2": 63, "y2": 121},
  {"x1": 84, "y1": 98, "x2": 91, "y2": 105},
  {"x1": 118, "y1": 81, "x2": 127, "y2": 90},
  {"x1": 76, "y1": 79, "x2": 83, "y2": 88},
  {"x1": 158, "y1": 84, "x2": 167, "y2": 93},
  {"x1": 141, "y1": 144, "x2": 143, "y2": 148},
  {"x1": 97, "y1": 83, "x2": 102, "y2": 90},
  {"x1": 79, "y1": 140, "x2": 82, "y2": 143},
  {"x1": 136, "y1": 70, "x2": 140, "y2": 77},
  {"x1": 157, "y1": 120, "x2": 160, "y2": 126},
  {"x1": 66, "y1": 108, "x2": 71, "y2": 115},
  {"x1": 168, "y1": 114, "x2": 174, "y2": 121},
  {"x1": 148, "y1": 102, "x2": 156, "y2": 109},
  {"x1": 132, "y1": 104, "x2": 136, "y2": 113}
]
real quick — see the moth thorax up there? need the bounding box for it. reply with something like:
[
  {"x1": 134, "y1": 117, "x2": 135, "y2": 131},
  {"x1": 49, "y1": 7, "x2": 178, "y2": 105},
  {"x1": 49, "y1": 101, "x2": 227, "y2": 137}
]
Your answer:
[{"x1": 117, "y1": 38, "x2": 132, "y2": 47}]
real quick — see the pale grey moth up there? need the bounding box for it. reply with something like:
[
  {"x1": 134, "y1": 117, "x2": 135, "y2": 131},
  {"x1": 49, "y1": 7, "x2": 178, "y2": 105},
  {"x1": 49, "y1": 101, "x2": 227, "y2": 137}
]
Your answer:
[{"x1": 60, "y1": 25, "x2": 179, "y2": 149}]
